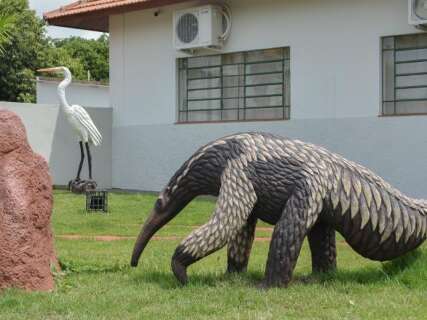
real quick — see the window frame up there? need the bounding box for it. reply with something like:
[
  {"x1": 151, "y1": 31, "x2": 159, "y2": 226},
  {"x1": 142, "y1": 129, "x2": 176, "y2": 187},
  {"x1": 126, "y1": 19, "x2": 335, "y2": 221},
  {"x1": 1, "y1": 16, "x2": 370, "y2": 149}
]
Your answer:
[
  {"x1": 176, "y1": 47, "x2": 291, "y2": 124},
  {"x1": 381, "y1": 32, "x2": 427, "y2": 116}
]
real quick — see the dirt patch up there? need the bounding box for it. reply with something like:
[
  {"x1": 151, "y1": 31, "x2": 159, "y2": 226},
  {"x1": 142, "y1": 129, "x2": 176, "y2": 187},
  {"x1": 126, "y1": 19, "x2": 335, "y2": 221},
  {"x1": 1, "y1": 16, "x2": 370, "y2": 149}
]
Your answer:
[
  {"x1": 56, "y1": 234, "x2": 274, "y2": 242},
  {"x1": 57, "y1": 233, "x2": 350, "y2": 246},
  {"x1": 57, "y1": 235, "x2": 135, "y2": 242},
  {"x1": 56, "y1": 226, "x2": 273, "y2": 243}
]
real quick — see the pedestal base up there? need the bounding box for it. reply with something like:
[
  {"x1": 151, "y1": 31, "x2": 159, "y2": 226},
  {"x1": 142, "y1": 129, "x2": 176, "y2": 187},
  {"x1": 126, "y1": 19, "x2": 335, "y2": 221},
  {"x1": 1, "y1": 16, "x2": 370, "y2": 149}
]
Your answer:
[{"x1": 68, "y1": 179, "x2": 97, "y2": 194}]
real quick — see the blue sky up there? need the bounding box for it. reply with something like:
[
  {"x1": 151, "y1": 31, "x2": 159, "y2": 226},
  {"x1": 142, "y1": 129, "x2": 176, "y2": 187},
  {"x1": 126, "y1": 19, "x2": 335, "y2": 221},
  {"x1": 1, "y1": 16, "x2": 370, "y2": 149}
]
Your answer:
[{"x1": 29, "y1": 0, "x2": 104, "y2": 39}]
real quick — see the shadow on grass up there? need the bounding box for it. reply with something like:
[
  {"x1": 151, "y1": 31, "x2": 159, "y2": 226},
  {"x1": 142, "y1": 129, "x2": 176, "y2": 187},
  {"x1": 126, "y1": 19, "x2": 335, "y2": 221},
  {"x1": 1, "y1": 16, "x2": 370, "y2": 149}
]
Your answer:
[
  {"x1": 301, "y1": 249, "x2": 425, "y2": 289},
  {"x1": 129, "y1": 269, "x2": 265, "y2": 290},
  {"x1": 128, "y1": 249, "x2": 426, "y2": 290},
  {"x1": 58, "y1": 259, "x2": 131, "y2": 275},
  {"x1": 56, "y1": 248, "x2": 426, "y2": 291}
]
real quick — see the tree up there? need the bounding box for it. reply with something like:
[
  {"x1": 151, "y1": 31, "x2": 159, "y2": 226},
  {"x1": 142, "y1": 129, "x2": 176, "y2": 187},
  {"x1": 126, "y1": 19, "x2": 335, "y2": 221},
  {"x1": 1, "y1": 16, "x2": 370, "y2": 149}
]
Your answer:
[
  {"x1": 41, "y1": 44, "x2": 86, "y2": 80},
  {"x1": 0, "y1": 0, "x2": 46, "y2": 102},
  {"x1": 52, "y1": 34, "x2": 109, "y2": 81},
  {"x1": 0, "y1": 0, "x2": 109, "y2": 103}
]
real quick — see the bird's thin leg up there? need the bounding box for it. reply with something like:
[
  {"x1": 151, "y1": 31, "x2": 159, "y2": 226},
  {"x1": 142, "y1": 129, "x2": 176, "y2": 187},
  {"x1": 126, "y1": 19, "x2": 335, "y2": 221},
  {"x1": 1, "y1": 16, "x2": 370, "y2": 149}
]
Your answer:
[
  {"x1": 85, "y1": 142, "x2": 93, "y2": 180},
  {"x1": 76, "y1": 141, "x2": 85, "y2": 180}
]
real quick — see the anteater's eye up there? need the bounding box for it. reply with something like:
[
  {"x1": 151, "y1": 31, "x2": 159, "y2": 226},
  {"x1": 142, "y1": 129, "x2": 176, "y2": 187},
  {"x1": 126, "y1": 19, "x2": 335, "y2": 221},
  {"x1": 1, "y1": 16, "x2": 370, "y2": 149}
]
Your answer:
[{"x1": 154, "y1": 199, "x2": 162, "y2": 211}]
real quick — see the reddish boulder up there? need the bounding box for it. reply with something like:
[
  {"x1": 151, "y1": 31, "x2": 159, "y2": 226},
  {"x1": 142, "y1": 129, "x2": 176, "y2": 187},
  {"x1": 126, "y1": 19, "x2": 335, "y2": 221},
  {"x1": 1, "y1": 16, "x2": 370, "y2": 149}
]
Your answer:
[{"x1": 0, "y1": 109, "x2": 58, "y2": 291}]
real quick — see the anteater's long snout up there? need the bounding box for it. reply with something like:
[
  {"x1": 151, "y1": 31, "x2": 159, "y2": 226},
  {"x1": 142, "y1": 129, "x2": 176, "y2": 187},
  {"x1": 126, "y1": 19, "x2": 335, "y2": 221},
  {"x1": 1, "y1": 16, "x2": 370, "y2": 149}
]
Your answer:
[
  {"x1": 131, "y1": 210, "x2": 166, "y2": 267},
  {"x1": 131, "y1": 192, "x2": 194, "y2": 267}
]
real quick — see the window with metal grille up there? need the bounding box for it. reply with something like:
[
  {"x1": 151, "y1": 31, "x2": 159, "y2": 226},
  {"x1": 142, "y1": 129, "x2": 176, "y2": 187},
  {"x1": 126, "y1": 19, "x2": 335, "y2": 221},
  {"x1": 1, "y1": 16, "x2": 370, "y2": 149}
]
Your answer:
[
  {"x1": 382, "y1": 33, "x2": 427, "y2": 115},
  {"x1": 178, "y1": 47, "x2": 290, "y2": 123}
]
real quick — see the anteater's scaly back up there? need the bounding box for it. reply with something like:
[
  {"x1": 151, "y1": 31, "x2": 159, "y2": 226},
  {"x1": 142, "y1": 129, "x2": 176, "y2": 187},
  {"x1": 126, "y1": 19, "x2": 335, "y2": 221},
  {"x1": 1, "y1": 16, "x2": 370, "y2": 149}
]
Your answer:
[{"x1": 308, "y1": 139, "x2": 427, "y2": 260}]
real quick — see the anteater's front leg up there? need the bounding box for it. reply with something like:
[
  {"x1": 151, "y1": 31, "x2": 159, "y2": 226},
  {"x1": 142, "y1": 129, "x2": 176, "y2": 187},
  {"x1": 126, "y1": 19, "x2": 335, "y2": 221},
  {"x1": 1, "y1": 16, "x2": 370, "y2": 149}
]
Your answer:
[
  {"x1": 308, "y1": 220, "x2": 337, "y2": 273},
  {"x1": 172, "y1": 165, "x2": 257, "y2": 285},
  {"x1": 227, "y1": 216, "x2": 257, "y2": 273},
  {"x1": 262, "y1": 192, "x2": 311, "y2": 288}
]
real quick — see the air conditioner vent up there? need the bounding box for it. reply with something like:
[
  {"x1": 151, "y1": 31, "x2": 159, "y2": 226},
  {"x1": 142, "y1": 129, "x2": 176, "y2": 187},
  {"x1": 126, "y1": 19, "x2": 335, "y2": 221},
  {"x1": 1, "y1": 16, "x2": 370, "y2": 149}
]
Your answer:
[
  {"x1": 176, "y1": 13, "x2": 199, "y2": 44},
  {"x1": 173, "y1": 5, "x2": 231, "y2": 51},
  {"x1": 409, "y1": 0, "x2": 427, "y2": 28},
  {"x1": 414, "y1": 0, "x2": 427, "y2": 19}
]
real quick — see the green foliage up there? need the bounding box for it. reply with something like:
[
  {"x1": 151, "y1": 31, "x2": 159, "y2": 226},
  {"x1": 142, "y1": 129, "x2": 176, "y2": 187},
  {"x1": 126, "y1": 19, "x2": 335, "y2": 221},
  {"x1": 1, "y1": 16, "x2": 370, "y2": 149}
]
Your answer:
[
  {"x1": 39, "y1": 45, "x2": 86, "y2": 80},
  {"x1": 0, "y1": 0, "x2": 109, "y2": 103},
  {"x1": 0, "y1": 0, "x2": 46, "y2": 102},
  {"x1": 40, "y1": 35, "x2": 109, "y2": 84},
  {"x1": 0, "y1": 12, "x2": 15, "y2": 54},
  {"x1": 52, "y1": 34, "x2": 109, "y2": 81}
]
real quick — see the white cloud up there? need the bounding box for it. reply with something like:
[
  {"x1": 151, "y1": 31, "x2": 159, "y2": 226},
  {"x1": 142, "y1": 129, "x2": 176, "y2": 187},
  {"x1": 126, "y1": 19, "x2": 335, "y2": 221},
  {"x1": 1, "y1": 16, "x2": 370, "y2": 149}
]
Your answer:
[{"x1": 29, "y1": 0, "x2": 104, "y2": 39}]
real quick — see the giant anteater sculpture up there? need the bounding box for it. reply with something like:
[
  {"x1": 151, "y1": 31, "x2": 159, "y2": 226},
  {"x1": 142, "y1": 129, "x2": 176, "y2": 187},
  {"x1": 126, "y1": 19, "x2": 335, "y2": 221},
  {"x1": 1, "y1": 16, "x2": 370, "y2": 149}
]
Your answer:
[{"x1": 131, "y1": 132, "x2": 426, "y2": 288}]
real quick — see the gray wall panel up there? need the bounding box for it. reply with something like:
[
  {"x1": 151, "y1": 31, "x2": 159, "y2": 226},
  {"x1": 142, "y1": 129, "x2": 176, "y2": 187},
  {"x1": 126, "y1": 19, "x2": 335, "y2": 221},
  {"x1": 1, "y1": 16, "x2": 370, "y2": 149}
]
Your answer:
[
  {"x1": 37, "y1": 79, "x2": 110, "y2": 109},
  {"x1": 0, "y1": 102, "x2": 59, "y2": 161},
  {"x1": 112, "y1": 116, "x2": 427, "y2": 198}
]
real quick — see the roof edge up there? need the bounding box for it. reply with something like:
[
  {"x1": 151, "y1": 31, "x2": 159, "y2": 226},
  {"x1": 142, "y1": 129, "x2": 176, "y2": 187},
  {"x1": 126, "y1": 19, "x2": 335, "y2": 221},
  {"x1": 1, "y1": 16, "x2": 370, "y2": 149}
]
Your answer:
[{"x1": 44, "y1": 0, "x2": 190, "y2": 32}]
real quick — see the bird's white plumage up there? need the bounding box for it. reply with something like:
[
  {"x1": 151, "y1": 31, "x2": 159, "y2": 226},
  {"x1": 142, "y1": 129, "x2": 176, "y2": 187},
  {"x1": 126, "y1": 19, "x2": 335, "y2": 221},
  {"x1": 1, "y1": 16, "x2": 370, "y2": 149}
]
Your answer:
[
  {"x1": 50, "y1": 66, "x2": 102, "y2": 146},
  {"x1": 69, "y1": 105, "x2": 102, "y2": 146}
]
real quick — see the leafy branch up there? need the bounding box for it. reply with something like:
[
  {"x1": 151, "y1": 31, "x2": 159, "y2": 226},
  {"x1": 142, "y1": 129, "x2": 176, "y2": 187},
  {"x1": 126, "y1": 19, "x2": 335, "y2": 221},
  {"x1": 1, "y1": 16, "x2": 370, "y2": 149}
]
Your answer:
[{"x1": 0, "y1": 12, "x2": 15, "y2": 55}]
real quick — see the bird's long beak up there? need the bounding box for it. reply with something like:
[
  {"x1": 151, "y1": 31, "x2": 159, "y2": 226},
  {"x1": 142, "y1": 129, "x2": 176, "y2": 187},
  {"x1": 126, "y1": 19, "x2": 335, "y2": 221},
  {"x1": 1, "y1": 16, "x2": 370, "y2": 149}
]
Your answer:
[{"x1": 37, "y1": 67, "x2": 62, "y2": 73}]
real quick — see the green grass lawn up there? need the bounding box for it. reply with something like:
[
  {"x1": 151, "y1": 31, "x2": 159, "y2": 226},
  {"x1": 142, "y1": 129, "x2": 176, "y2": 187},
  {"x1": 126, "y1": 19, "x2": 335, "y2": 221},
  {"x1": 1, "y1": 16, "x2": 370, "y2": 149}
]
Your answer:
[{"x1": 0, "y1": 190, "x2": 426, "y2": 320}]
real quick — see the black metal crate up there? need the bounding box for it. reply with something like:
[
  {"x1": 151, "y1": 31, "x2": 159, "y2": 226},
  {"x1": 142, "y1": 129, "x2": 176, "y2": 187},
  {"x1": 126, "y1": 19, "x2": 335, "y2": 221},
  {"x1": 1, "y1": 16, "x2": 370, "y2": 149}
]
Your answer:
[{"x1": 86, "y1": 190, "x2": 108, "y2": 213}]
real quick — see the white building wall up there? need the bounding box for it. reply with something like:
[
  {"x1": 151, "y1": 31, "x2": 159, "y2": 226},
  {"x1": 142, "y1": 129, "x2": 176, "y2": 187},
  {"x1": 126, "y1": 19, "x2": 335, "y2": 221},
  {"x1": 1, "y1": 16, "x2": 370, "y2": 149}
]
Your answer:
[
  {"x1": 110, "y1": 0, "x2": 419, "y2": 126},
  {"x1": 109, "y1": 0, "x2": 427, "y2": 197},
  {"x1": 37, "y1": 78, "x2": 110, "y2": 109}
]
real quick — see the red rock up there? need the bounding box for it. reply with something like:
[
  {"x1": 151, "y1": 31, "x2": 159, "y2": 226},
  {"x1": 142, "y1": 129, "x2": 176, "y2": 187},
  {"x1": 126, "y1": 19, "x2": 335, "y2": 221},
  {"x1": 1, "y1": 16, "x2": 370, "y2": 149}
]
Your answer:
[{"x1": 0, "y1": 109, "x2": 58, "y2": 291}]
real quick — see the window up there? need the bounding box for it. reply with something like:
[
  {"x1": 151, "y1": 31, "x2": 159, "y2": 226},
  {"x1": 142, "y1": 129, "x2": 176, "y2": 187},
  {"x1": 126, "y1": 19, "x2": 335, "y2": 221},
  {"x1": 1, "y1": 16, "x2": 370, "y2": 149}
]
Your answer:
[
  {"x1": 178, "y1": 47, "x2": 290, "y2": 123},
  {"x1": 382, "y1": 33, "x2": 427, "y2": 115}
]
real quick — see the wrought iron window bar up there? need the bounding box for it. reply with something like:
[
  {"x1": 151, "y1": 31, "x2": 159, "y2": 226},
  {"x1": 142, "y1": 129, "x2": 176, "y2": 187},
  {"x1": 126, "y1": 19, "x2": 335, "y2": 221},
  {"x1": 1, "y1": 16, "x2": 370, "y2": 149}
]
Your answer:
[
  {"x1": 382, "y1": 34, "x2": 427, "y2": 116},
  {"x1": 178, "y1": 47, "x2": 290, "y2": 123}
]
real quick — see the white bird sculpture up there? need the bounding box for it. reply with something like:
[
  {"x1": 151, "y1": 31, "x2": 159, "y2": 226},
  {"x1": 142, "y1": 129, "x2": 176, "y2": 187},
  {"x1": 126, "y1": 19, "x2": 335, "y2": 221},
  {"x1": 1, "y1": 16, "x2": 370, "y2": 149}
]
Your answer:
[{"x1": 37, "y1": 66, "x2": 102, "y2": 183}]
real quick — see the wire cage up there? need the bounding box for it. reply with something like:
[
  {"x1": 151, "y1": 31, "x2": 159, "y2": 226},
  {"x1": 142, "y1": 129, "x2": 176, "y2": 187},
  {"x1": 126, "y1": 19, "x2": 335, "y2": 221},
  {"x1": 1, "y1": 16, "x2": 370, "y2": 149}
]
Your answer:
[{"x1": 86, "y1": 190, "x2": 108, "y2": 213}]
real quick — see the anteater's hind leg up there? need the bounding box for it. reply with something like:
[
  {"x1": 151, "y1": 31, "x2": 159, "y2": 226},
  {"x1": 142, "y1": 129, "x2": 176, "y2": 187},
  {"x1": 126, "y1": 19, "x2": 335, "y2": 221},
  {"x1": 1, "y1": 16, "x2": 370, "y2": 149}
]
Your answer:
[
  {"x1": 262, "y1": 190, "x2": 313, "y2": 288},
  {"x1": 308, "y1": 220, "x2": 337, "y2": 273},
  {"x1": 227, "y1": 216, "x2": 257, "y2": 273},
  {"x1": 171, "y1": 164, "x2": 257, "y2": 285}
]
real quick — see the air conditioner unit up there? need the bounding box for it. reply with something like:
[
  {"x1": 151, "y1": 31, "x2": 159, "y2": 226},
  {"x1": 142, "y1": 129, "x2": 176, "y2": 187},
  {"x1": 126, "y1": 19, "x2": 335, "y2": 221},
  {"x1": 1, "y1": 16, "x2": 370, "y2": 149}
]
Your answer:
[
  {"x1": 409, "y1": 0, "x2": 427, "y2": 28},
  {"x1": 173, "y1": 5, "x2": 229, "y2": 51}
]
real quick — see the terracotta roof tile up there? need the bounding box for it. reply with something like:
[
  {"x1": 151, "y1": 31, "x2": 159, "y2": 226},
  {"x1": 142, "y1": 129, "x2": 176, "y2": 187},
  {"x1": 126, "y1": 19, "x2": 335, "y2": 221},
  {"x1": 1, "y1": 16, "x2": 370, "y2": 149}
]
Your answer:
[
  {"x1": 44, "y1": 1, "x2": 146, "y2": 19},
  {"x1": 44, "y1": 0, "x2": 188, "y2": 32}
]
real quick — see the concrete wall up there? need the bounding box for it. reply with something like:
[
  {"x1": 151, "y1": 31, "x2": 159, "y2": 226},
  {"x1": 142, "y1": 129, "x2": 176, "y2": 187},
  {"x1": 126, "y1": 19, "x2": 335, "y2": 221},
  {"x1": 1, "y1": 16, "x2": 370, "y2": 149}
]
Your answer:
[
  {"x1": 108, "y1": 0, "x2": 427, "y2": 197},
  {"x1": 113, "y1": 116, "x2": 427, "y2": 198},
  {"x1": 0, "y1": 102, "x2": 112, "y2": 188},
  {"x1": 37, "y1": 78, "x2": 110, "y2": 109},
  {"x1": 0, "y1": 102, "x2": 58, "y2": 161}
]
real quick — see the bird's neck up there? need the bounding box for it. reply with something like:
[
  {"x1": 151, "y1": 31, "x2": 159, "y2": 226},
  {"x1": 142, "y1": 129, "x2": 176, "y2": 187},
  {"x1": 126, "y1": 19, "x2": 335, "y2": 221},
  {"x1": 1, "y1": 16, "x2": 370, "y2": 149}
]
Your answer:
[
  {"x1": 58, "y1": 69, "x2": 72, "y2": 112},
  {"x1": 58, "y1": 87, "x2": 70, "y2": 111}
]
